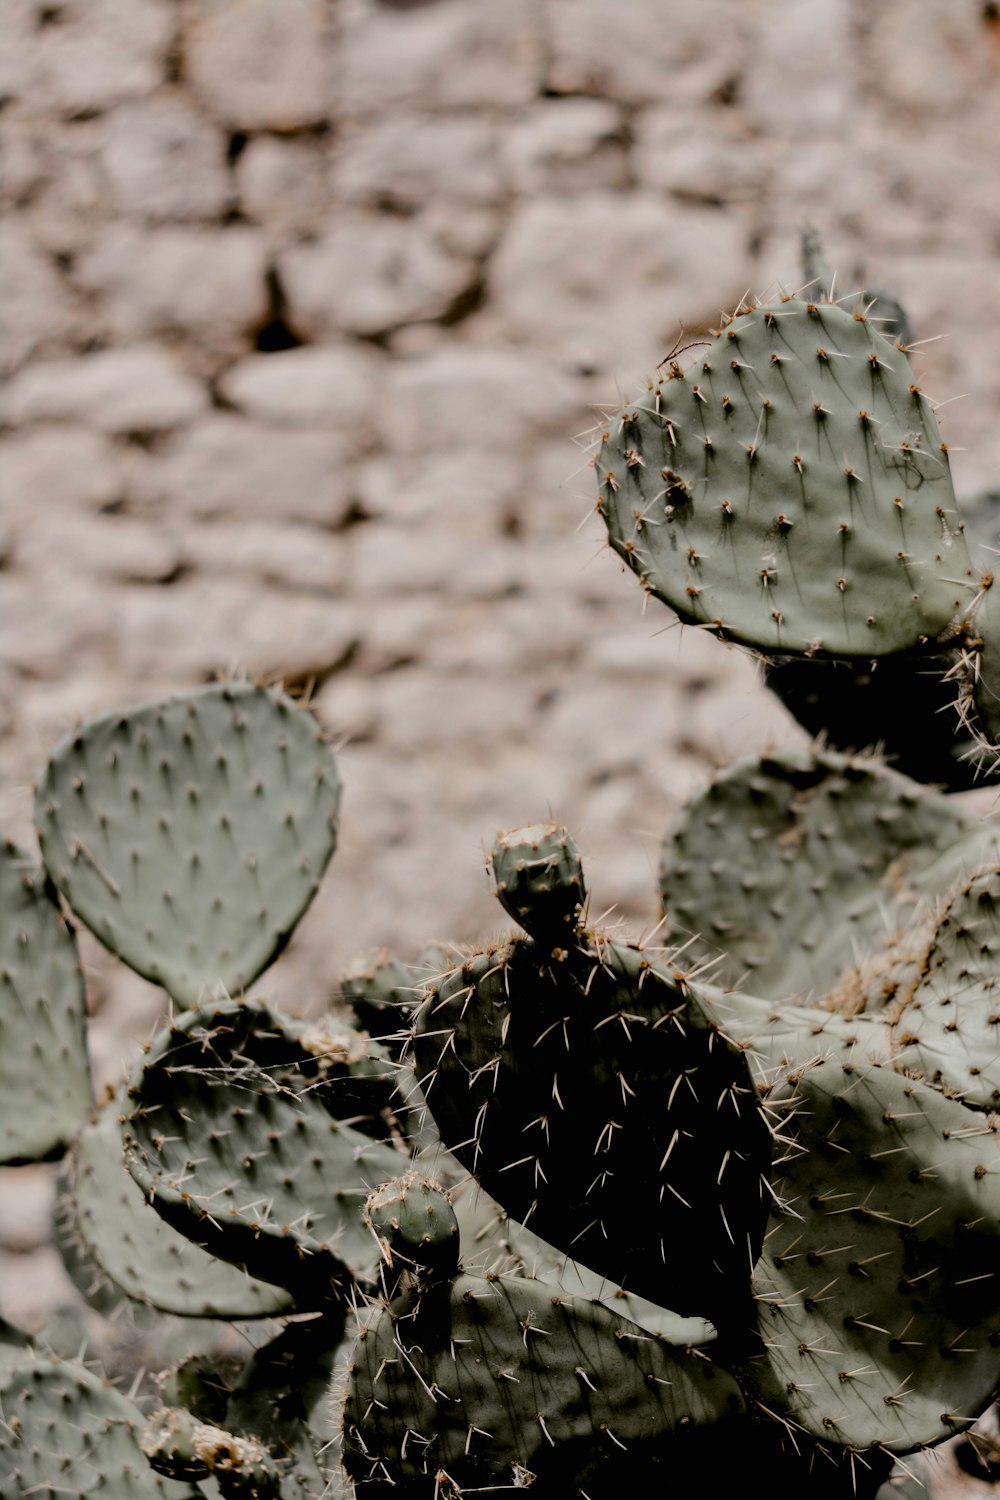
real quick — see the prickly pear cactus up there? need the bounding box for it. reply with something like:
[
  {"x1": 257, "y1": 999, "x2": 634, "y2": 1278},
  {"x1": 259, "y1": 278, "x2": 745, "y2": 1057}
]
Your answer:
[
  {"x1": 0, "y1": 1354, "x2": 199, "y2": 1498},
  {"x1": 596, "y1": 296, "x2": 974, "y2": 657},
  {"x1": 658, "y1": 746, "x2": 996, "y2": 1003},
  {"x1": 0, "y1": 838, "x2": 92, "y2": 1163},
  {"x1": 752, "y1": 1059, "x2": 1000, "y2": 1453},
  {"x1": 122, "y1": 997, "x2": 406, "y2": 1301},
  {"x1": 34, "y1": 682, "x2": 341, "y2": 1006},
  {"x1": 886, "y1": 863, "x2": 1000, "y2": 1108},
  {"x1": 491, "y1": 822, "x2": 585, "y2": 943},
  {"x1": 56, "y1": 1097, "x2": 292, "y2": 1319},
  {"x1": 365, "y1": 1169, "x2": 461, "y2": 1288},
  {"x1": 410, "y1": 831, "x2": 772, "y2": 1324},
  {"x1": 342, "y1": 1177, "x2": 746, "y2": 1496}
]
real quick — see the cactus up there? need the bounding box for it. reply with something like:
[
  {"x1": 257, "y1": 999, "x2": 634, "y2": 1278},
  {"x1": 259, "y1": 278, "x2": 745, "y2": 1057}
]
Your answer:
[
  {"x1": 410, "y1": 831, "x2": 773, "y2": 1327},
  {"x1": 0, "y1": 838, "x2": 91, "y2": 1164},
  {"x1": 657, "y1": 745, "x2": 999, "y2": 1003},
  {"x1": 34, "y1": 681, "x2": 341, "y2": 1006},
  {"x1": 121, "y1": 997, "x2": 407, "y2": 1302},
  {"x1": 56, "y1": 1096, "x2": 293, "y2": 1318},
  {"x1": 342, "y1": 1175, "x2": 746, "y2": 1497},
  {"x1": 595, "y1": 295, "x2": 974, "y2": 660},
  {"x1": 0, "y1": 1352, "x2": 199, "y2": 1497}
]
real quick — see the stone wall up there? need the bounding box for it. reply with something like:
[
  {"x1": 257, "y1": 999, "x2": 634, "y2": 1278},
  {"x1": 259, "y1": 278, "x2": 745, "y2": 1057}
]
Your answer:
[{"x1": 3, "y1": 0, "x2": 1000, "y2": 1335}]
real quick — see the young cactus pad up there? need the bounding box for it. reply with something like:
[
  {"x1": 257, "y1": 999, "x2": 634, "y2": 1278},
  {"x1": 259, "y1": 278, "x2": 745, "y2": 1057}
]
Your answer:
[
  {"x1": 596, "y1": 296, "x2": 973, "y2": 657},
  {"x1": 0, "y1": 838, "x2": 92, "y2": 1164},
  {"x1": 34, "y1": 682, "x2": 341, "y2": 1006},
  {"x1": 491, "y1": 822, "x2": 586, "y2": 943},
  {"x1": 364, "y1": 1171, "x2": 461, "y2": 1285},
  {"x1": 122, "y1": 998, "x2": 405, "y2": 1301}
]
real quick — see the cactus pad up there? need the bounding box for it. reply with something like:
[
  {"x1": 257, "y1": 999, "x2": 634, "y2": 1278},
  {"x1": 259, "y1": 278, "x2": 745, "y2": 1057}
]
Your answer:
[
  {"x1": 122, "y1": 998, "x2": 406, "y2": 1301},
  {"x1": 343, "y1": 1270, "x2": 746, "y2": 1495},
  {"x1": 365, "y1": 1171, "x2": 461, "y2": 1285},
  {"x1": 596, "y1": 296, "x2": 973, "y2": 657},
  {"x1": 0, "y1": 1354, "x2": 199, "y2": 1497},
  {"x1": 491, "y1": 823, "x2": 586, "y2": 944},
  {"x1": 659, "y1": 747, "x2": 993, "y2": 1003},
  {"x1": 411, "y1": 933, "x2": 771, "y2": 1322},
  {"x1": 34, "y1": 683, "x2": 341, "y2": 1006},
  {"x1": 753, "y1": 1060, "x2": 1000, "y2": 1452},
  {"x1": 0, "y1": 838, "x2": 91, "y2": 1164},
  {"x1": 57, "y1": 1097, "x2": 293, "y2": 1318},
  {"x1": 888, "y1": 864, "x2": 1000, "y2": 1108}
]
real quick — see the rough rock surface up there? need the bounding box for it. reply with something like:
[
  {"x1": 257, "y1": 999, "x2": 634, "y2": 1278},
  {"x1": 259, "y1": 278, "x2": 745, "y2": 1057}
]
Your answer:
[{"x1": 3, "y1": 2, "x2": 1000, "y2": 1390}]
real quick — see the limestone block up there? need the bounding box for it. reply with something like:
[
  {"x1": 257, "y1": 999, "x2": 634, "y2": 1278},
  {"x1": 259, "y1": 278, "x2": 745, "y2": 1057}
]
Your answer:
[
  {"x1": 234, "y1": 134, "x2": 332, "y2": 239},
  {"x1": 633, "y1": 108, "x2": 770, "y2": 204},
  {"x1": 217, "y1": 343, "x2": 384, "y2": 438},
  {"x1": 0, "y1": 427, "x2": 124, "y2": 524},
  {"x1": 0, "y1": 576, "x2": 114, "y2": 679},
  {"x1": 331, "y1": 114, "x2": 502, "y2": 208},
  {"x1": 0, "y1": 223, "x2": 84, "y2": 374},
  {"x1": 545, "y1": 0, "x2": 752, "y2": 105},
  {"x1": 98, "y1": 90, "x2": 230, "y2": 220},
  {"x1": 501, "y1": 100, "x2": 629, "y2": 195},
  {"x1": 335, "y1": 0, "x2": 543, "y2": 114},
  {"x1": 13, "y1": 514, "x2": 182, "y2": 584},
  {"x1": 28, "y1": 0, "x2": 175, "y2": 117},
  {"x1": 280, "y1": 212, "x2": 476, "y2": 338},
  {"x1": 488, "y1": 192, "x2": 752, "y2": 376},
  {"x1": 183, "y1": 0, "x2": 332, "y2": 130},
  {"x1": 375, "y1": 345, "x2": 585, "y2": 455},
  {"x1": 0, "y1": 346, "x2": 207, "y2": 432},
  {"x1": 113, "y1": 578, "x2": 359, "y2": 679},
  {"x1": 145, "y1": 414, "x2": 357, "y2": 525},
  {"x1": 181, "y1": 519, "x2": 349, "y2": 593},
  {"x1": 73, "y1": 225, "x2": 269, "y2": 346}
]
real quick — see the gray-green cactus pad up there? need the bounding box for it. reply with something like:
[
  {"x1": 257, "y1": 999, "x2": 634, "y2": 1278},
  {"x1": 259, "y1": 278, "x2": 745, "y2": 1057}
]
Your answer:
[
  {"x1": 411, "y1": 934, "x2": 771, "y2": 1323},
  {"x1": 659, "y1": 747, "x2": 994, "y2": 1003},
  {"x1": 0, "y1": 839, "x2": 91, "y2": 1164},
  {"x1": 342, "y1": 1272, "x2": 746, "y2": 1494},
  {"x1": 596, "y1": 296, "x2": 973, "y2": 657},
  {"x1": 889, "y1": 864, "x2": 1000, "y2": 1109},
  {"x1": 57, "y1": 1097, "x2": 293, "y2": 1318},
  {"x1": 122, "y1": 998, "x2": 406, "y2": 1301},
  {"x1": 491, "y1": 822, "x2": 586, "y2": 943},
  {"x1": 34, "y1": 682, "x2": 341, "y2": 1006},
  {"x1": 0, "y1": 1354, "x2": 199, "y2": 1498},
  {"x1": 752, "y1": 1060, "x2": 1000, "y2": 1452}
]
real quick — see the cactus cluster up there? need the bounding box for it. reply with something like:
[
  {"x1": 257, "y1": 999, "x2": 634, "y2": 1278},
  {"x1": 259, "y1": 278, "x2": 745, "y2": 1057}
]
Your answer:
[{"x1": 2, "y1": 266, "x2": 1000, "y2": 1500}]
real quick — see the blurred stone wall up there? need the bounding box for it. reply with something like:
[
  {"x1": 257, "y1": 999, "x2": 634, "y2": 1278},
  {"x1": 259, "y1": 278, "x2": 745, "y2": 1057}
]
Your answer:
[{"x1": 3, "y1": 0, "x2": 1000, "y2": 1112}]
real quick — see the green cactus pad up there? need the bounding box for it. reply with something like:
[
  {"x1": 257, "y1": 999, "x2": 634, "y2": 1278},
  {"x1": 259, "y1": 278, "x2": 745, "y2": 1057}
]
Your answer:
[
  {"x1": 341, "y1": 947, "x2": 420, "y2": 1047},
  {"x1": 222, "y1": 1312, "x2": 347, "y2": 1500},
  {"x1": 122, "y1": 998, "x2": 406, "y2": 1302},
  {"x1": 0, "y1": 838, "x2": 92, "y2": 1164},
  {"x1": 143, "y1": 1408, "x2": 281, "y2": 1495},
  {"x1": 596, "y1": 296, "x2": 973, "y2": 657},
  {"x1": 0, "y1": 1354, "x2": 199, "y2": 1498},
  {"x1": 411, "y1": 932, "x2": 771, "y2": 1324},
  {"x1": 659, "y1": 747, "x2": 994, "y2": 1004},
  {"x1": 56, "y1": 1096, "x2": 293, "y2": 1318},
  {"x1": 491, "y1": 823, "x2": 586, "y2": 944},
  {"x1": 889, "y1": 864, "x2": 1000, "y2": 1109},
  {"x1": 342, "y1": 1271, "x2": 746, "y2": 1495},
  {"x1": 752, "y1": 1060, "x2": 1000, "y2": 1453},
  {"x1": 971, "y1": 573, "x2": 1000, "y2": 754},
  {"x1": 365, "y1": 1171, "x2": 461, "y2": 1285},
  {"x1": 34, "y1": 682, "x2": 341, "y2": 1006}
]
